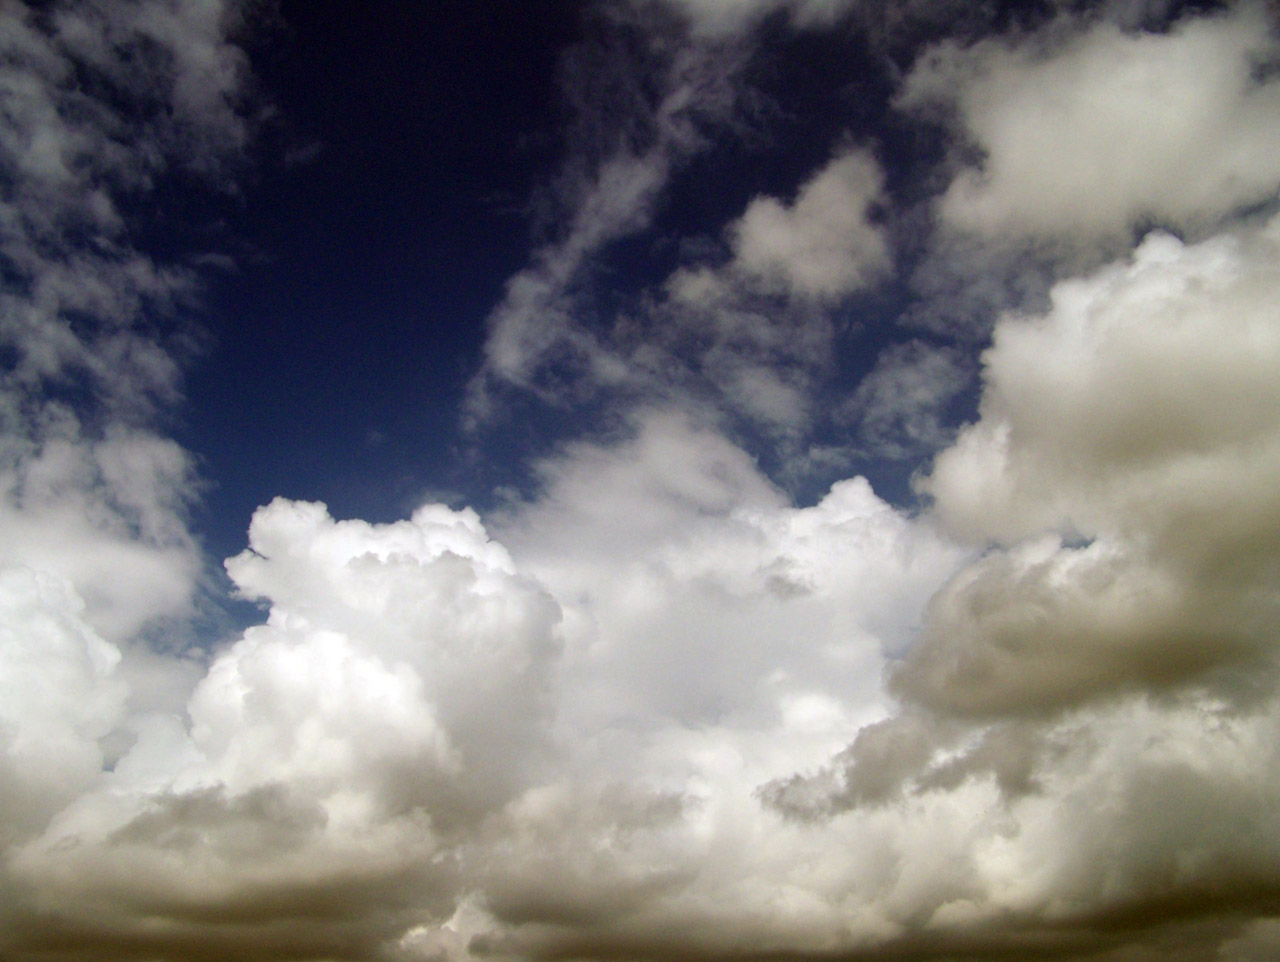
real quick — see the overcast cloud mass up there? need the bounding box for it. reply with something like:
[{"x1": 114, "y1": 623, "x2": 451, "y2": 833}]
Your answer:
[{"x1": 4, "y1": 1, "x2": 1280, "y2": 960}]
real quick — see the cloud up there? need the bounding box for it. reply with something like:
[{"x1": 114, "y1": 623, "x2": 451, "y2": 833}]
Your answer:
[
  {"x1": 468, "y1": 19, "x2": 888, "y2": 440},
  {"x1": 211, "y1": 498, "x2": 562, "y2": 815},
  {"x1": 466, "y1": 11, "x2": 895, "y2": 444},
  {"x1": 904, "y1": 215, "x2": 1280, "y2": 716},
  {"x1": 902, "y1": 3, "x2": 1280, "y2": 244},
  {"x1": 659, "y1": 0, "x2": 854, "y2": 35},
  {"x1": 0, "y1": 0, "x2": 258, "y2": 643},
  {"x1": 838, "y1": 339, "x2": 969, "y2": 459},
  {"x1": 9, "y1": 2, "x2": 1280, "y2": 960},
  {"x1": 495, "y1": 408, "x2": 961, "y2": 739},
  {"x1": 3, "y1": 499, "x2": 561, "y2": 961},
  {"x1": 492, "y1": 145, "x2": 892, "y2": 438},
  {"x1": 467, "y1": 8, "x2": 750, "y2": 419},
  {"x1": 662, "y1": 0, "x2": 981, "y2": 38},
  {"x1": 0, "y1": 567, "x2": 126, "y2": 846},
  {"x1": 751, "y1": 210, "x2": 1280, "y2": 957},
  {"x1": 670, "y1": 147, "x2": 890, "y2": 303},
  {"x1": 0, "y1": 440, "x2": 966, "y2": 961},
  {"x1": 730, "y1": 147, "x2": 889, "y2": 298},
  {"x1": 0, "y1": 425, "x2": 201, "y2": 642}
]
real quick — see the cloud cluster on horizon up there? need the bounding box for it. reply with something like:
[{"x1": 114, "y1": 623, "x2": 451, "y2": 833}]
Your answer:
[{"x1": 4, "y1": 2, "x2": 1280, "y2": 961}]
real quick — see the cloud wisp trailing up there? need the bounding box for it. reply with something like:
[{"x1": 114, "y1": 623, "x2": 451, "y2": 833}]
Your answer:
[{"x1": 4, "y1": 2, "x2": 1280, "y2": 962}]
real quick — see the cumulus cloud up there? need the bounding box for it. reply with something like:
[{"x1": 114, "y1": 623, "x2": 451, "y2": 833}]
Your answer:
[
  {"x1": 670, "y1": 147, "x2": 890, "y2": 303},
  {"x1": 759, "y1": 211, "x2": 1280, "y2": 957},
  {"x1": 902, "y1": 2, "x2": 1280, "y2": 243},
  {"x1": 215, "y1": 499, "x2": 561, "y2": 814},
  {"x1": 0, "y1": 425, "x2": 201, "y2": 642},
  {"x1": 0, "y1": 405, "x2": 972, "y2": 961},
  {"x1": 494, "y1": 408, "x2": 961, "y2": 740},
  {"x1": 4, "y1": 500, "x2": 560, "y2": 961},
  {"x1": 0, "y1": 567, "x2": 126, "y2": 846},
  {"x1": 897, "y1": 218, "x2": 1280, "y2": 718},
  {"x1": 10, "y1": 1, "x2": 1280, "y2": 961},
  {"x1": 0, "y1": 0, "x2": 259, "y2": 902}
]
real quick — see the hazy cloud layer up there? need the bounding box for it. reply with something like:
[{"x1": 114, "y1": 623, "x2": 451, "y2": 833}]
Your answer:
[
  {"x1": 838, "y1": 339, "x2": 969, "y2": 459},
  {"x1": 7, "y1": 1, "x2": 1280, "y2": 961}
]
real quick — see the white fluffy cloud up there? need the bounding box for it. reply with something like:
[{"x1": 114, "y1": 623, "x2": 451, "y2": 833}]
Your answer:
[
  {"x1": 4, "y1": 499, "x2": 562, "y2": 959},
  {"x1": 903, "y1": 3, "x2": 1280, "y2": 242},
  {"x1": 904, "y1": 216, "x2": 1280, "y2": 716},
  {"x1": 0, "y1": 409, "x2": 973, "y2": 962},
  {"x1": 0, "y1": 567, "x2": 125, "y2": 846},
  {"x1": 495, "y1": 409, "x2": 961, "y2": 744},
  {"x1": 0, "y1": 426, "x2": 201, "y2": 642},
  {"x1": 9, "y1": 2, "x2": 1280, "y2": 961},
  {"x1": 754, "y1": 213, "x2": 1280, "y2": 958}
]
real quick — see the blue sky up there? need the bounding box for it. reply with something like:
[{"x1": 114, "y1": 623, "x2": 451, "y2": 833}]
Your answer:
[{"x1": 5, "y1": 1, "x2": 1280, "y2": 961}]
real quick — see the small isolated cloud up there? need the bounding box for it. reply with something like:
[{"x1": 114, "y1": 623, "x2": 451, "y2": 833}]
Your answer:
[
  {"x1": 902, "y1": 2, "x2": 1280, "y2": 243},
  {"x1": 729, "y1": 147, "x2": 890, "y2": 299},
  {"x1": 670, "y1": 148, "x2": 890, "y2": 304}
]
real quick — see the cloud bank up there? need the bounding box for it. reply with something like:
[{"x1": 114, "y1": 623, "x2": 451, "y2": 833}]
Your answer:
[{"x1": 5, "y1": 1, "x2": 1280, "y2": 961}]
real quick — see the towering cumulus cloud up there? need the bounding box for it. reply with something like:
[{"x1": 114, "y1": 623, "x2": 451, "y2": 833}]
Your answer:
[{"x1": 5, "y1": 1, "x2": 1280, "y2": 961}]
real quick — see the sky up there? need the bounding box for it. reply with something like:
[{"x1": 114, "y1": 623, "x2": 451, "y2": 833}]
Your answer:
[{"x1": 3, "y1": 0, "x2": 1280, "y2": 960}]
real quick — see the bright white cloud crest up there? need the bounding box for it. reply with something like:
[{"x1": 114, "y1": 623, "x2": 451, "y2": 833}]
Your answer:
[{"x1": 5, "y1": 1, "x2": 1280, "y2": 961}]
